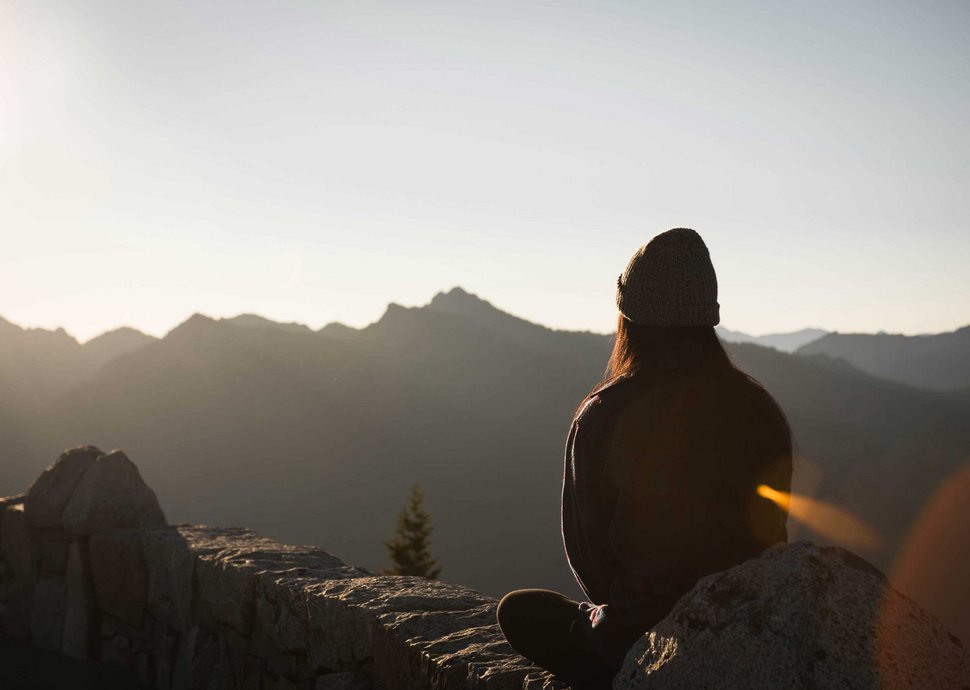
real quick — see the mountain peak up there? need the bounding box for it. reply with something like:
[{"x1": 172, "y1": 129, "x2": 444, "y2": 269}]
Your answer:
[
  {"x1": 427, "y1": 287, "x2": 497, "y2": 317},
  {"x1": 166, "y1": 313, "x2": 218, "y2": 339}
]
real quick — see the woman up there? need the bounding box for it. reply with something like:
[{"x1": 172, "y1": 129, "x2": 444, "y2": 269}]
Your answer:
[{"x1": 496, "y1": 228, "x2": 793, "y2": 689}]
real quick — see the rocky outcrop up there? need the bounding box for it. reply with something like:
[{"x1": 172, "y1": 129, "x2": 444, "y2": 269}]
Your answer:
[
  {"x1": 4, "y1": 448, "x2": 968, "y2": 690},
  {"x1": 0, "y1": 448, "x2": 560, "y2": 689},
  {"x1": 614, "y1": 541, "x2": 970, "y2": 689},
  {"x1": 61, "y1": 449, "x2": 167, "y2": 534},
  {"x1": 1, "y1": 446, "x2": 168, "y2": 654},
  {"x1": 24, "y1": 445, "x2": 100, "y2": 528}
]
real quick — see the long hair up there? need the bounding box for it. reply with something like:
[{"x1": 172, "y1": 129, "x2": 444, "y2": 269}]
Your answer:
[
  {"x1": 578, "y1": 315, "x2": 793, "y2": 456},
  {"x1": 602, "y1": 315, "x2": 731, "y2": 383}
]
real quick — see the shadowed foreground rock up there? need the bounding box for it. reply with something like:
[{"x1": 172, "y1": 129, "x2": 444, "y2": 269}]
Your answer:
[
  {"x1": 5, "y1": 448, "x2": 967, "y2": 689},
  {"x1": 614, "y1": 541, "x2": 970, "y2": 690},
  {"x1": 1, "y1": 447, "x2": 560, "y2": 689}
]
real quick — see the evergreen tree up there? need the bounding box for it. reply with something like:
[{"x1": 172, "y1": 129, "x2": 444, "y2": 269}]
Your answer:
[{"x1": 381, "y1": 483, "x2": 442, "y2": 578}]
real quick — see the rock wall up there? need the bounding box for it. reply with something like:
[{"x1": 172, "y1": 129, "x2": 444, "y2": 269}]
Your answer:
[
  {"x1": 0, "y1": 447, "x2": 562, "y2": 690},
  {"x1": 3, "y1": 447, "x2": 969, "y2": 690}
]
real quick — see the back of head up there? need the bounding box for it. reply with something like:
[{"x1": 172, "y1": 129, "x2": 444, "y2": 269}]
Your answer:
[{"x1": 615, "y1": 227, "x2": 719, "y2": 328}]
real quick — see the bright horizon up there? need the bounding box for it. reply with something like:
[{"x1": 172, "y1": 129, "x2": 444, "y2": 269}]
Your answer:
[{"x1": 4, "y1": 1, "x2": 969, "y2": 342}]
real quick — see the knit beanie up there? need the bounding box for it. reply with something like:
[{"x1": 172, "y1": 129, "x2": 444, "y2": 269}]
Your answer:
[{"x1": 615, "y1": 228, "x2": 720, "y2": 326}]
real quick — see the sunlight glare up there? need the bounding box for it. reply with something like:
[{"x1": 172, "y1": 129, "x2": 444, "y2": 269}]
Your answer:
[{"x1": 757, "y1": 484, "x2": 883, "y2": 551}]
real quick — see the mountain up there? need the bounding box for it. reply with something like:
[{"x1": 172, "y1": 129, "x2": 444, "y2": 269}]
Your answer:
[
  {"x1": 225, "y1": 314, "x2": 314, "y2": 334},
  {"x1": 0, "y1": 318, "x2": 156, "y2": 409},
  {"x1": 1, "y1": 288, "x2": 967, "y2": 640},
  {"x1": 797, "y1": 326, "x2": 970, "y2": 391},
  {"x1": 83, "y1": 327, "x2": 157, "y2": 370},
  {"x1": 717, "y1": 326, "x2": 827, "y2": 353},
  {"x1": 0, "y1": 316, "x2": 92, "y2": 406}
]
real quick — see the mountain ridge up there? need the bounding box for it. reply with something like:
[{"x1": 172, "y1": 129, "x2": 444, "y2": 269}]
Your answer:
[
  {"x1": 1, "y1": 288, "x2": 968, "y2": 641},
  {"x1": 798, "y1": 326, "x2": 970, "y2": 391}
]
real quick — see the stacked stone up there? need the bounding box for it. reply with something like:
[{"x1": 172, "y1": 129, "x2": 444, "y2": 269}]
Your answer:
[{"x1": 0, "y1": 447, "x2": 558, "y2": 690}]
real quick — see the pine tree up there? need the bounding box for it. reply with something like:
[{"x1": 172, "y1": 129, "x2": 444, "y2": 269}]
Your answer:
[{"x1": 381, "y1": 483, "x2": 442, "y2": 579}]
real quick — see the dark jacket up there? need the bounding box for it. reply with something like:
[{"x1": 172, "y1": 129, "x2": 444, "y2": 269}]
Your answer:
[{"x1": 561, "y1": 350, "x2": 792, "y2": 669}]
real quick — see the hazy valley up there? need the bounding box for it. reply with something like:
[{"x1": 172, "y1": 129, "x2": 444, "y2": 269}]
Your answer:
[{"x1": 2, "y1": 288, "x2": 968, "y2": 640}]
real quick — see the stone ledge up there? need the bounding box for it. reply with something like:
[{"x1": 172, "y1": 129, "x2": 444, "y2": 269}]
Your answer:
[
  {"x1": 1, "y1": 506, "x2": 557, "y2": 689},
  {"x1": 0, "y1": 447, "x2": 559, "y2": 689}
]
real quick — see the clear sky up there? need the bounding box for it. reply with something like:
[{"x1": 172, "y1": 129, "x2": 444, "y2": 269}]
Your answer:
[{"x1": 2, "y1": 0, "x2": 968, "y2": 342}]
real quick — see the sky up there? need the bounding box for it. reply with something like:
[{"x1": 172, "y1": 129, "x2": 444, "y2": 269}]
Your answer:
[{"x1": 2, "y1": 0, "x2": 968, "y2": 342}]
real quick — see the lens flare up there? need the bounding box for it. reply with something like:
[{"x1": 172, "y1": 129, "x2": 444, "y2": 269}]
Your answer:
[
  {"x1": 888, "y1": 462, "x2": 970, "y2": 647},
  {"x1": 757, "y1": 484, "x2": 883, "y2": 551}
]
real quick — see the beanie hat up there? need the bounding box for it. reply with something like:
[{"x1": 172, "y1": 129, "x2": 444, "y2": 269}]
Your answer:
[{"x1": 615, "y1": 227, "x2": 720, "y2": 326}]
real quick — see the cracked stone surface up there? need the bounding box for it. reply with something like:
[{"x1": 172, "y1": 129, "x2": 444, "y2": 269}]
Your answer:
[
  {"x1": 614, "y1": 541, "x2": 970, "y2": 690},
  {"x1": 305, "y1": 575, "x2": 494, "y2": 674}
]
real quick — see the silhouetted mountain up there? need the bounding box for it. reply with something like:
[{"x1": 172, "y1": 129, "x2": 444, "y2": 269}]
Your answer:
[
  {"x1": 83, "y1": 327, "x2": 157, "y2": 371},
  {"x1": 318, "y1": 322, "x2": 359, "y2": 340},
  {"x1": 2, "y1": 291, "x2": 967, "y2": 635},
  {"x1": 0, "y1": 318, "x2": 155, "y2": 408},
  {"x1": 717, "y1": 326, "x2": 827, "y2": 353},
  {"x1": 0, "y1": 317, "x2": 93, "y2": 406},
  {"x1": 798, "y1": 326, "x2": 970, "y2": 391},
  {"x1": 226, "y1": 314, "x2": 314, "y2": 334}
]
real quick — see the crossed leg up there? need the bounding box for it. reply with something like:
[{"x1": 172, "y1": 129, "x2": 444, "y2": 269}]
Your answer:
[{"x1": 496, "y1": 589, "x2": 616, "y2": 690}]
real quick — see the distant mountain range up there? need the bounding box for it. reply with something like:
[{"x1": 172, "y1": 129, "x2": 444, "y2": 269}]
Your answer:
[
  {"x1": 0, "y1": 317, "x2": 156, "y2": 405},
  {"x1": 797, "y1": 327, "x2": 970, "y2": 391},
  {"x1": 716, "y1": 326, "x2": 828, "y2": 353},
  {"x1": 1, "y1": 289, "x2": 968, "y2": 641}
]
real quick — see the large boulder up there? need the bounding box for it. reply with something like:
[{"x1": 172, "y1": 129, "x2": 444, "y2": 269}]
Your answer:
[
  {"x1": 614, "y1": 541, "x2": 970, "y2": 689},
  {"x1": 61, "y1": 450, "x2": 167, "y2": 535},
  {"x1": 24, "y1": 446, "x2": 101, "y2": 528}
]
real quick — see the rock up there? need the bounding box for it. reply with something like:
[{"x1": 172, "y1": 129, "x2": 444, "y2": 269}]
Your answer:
[
  {"x1": 521, "y1": 671, "x2": 568, "y2": 689},
  {"x1": 197, "y1": 531, "x2": 365, "y2": 636},
  {"x1": 24, "y1": 446, "x2": 100, "y2": 528},
  {"x1": 171, "y1": 625, "x2": 200, "y2": 689},
  {"x1": 90, "y1": 529, "x2": 149, "y2": 627},
  {"x1": 143, "y1": 525, "x2": 206, "y2": 632},
  {"x1": 314, "y1": 672, "x2": 372, "y2": 689},
  {"x1": 30, "y1": 576, "x2": 67, "y2": 650},
  {"x1": 61, "y1": 450, "x2": 167, "y2": 535},
  {"x1": 235, "y1": 654, "x2": 268, "y2": 690},
  {"x1": 1, "y1": 501, "x2": 36, "y2": 639},
  {"x1": 305, "y1": 575, "x2": 494, "y2": 673},
  {"x1": 62, "y1": 539, "x2": 94, "y2": 659},
  {"x1": 374, "y1": 604, "x2": 534, "y2": 690},
  {"x1": 0, "y1": 493, "x2": 26, "y2": 531},
  {"x1": 196, "y1": 550, "x2": 258, "y2": 635},
  {"x1": 31, "y1": 526, "x2": 72, "y2": 575},
  {"x1": 152, "y1": 626, "x2": 180, "y2": 690},
  {"x1": 614, "y1": 541, "x2": 970, "y2": 690},
  {"x1": 303, "y1": 574, "x2": 536, "y2": 688}
]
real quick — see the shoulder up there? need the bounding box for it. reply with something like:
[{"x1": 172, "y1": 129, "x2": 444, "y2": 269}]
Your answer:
[
  {"x1": 729, "y1": 371, "x2": 792, "y2": 453},
  {"x1": 574, "y1": 374, "x2": 640, "y2": 426}
]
